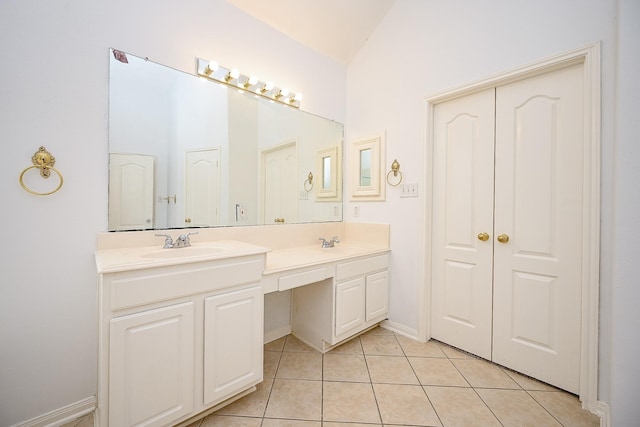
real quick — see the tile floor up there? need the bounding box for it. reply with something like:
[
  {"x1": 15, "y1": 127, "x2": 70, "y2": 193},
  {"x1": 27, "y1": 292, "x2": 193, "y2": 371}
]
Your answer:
[
  {"x1": 188, "y1": 327, "x2": 600, "y2": 427},
  {"x1": 64, "y1": 327, "x2": 599, "y2": 427}
]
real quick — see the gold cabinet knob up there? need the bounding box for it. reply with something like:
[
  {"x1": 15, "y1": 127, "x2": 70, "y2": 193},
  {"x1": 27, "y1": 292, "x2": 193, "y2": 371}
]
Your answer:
[
  {"x1": 477, "y1": 232, "x2": 490, "y2": 241},
  {"x1": 185, "y1": 218, "x2": 192, "y2": 223},
  {"x1": 497, "y1": 234, "x2": 510, "y2": 243}
]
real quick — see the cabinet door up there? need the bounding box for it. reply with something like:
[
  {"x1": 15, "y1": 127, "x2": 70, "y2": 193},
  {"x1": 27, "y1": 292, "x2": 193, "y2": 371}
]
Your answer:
[
  {"x1": 204, "y1": 285, "x2": 263, "y2": 405},
  {"x1": 109, "y1": 302, "x2": 195, "y2": 427},
  {"x1": 366, "y1": 271, "x2": 389, "y2": 322},
  {"x1": 335, "y1": 277, "x2": 365, "y2": 337}
]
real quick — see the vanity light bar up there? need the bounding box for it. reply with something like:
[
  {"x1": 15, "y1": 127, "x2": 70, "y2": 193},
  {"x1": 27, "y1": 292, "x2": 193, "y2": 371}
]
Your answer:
[{"x1": 196, "y1": 58, "x2": 303, "y2": 109}]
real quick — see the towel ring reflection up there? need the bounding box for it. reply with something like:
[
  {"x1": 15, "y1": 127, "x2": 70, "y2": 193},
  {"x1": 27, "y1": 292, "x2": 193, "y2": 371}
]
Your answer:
[
  {"x1": 386, "y1": 159, "x2": 403, "y2": 187},
  {"x1": 19, "y1": 146, "x2": 64, "y2": 196},
  {"x1": 304, "y1": 171, "x2": 314, "y2": 192}
]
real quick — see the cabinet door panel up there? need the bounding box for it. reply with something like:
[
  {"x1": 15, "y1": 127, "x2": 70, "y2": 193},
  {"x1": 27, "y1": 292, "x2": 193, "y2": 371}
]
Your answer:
[
  {"x1": 335, "y1": 278, "x2": 365, "y2": 337},
  {"x1": 204, "y1": 285, "x2": 263, "y2": 405},
  {"x1": 366, "y1": 271, "x2": 389, "y2": 322},
  {"x1": 109, "y1": 302, "x2": 195, "y2": 427}
]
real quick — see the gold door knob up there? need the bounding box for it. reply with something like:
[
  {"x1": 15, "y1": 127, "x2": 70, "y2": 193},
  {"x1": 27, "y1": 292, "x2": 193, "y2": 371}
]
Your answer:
[
  {"x1": 497, "y1": 234, "x2": 510, "y2": 243},
  {"x1": 477, "y1": 232, "x2": 490, "y2": 241},
  {"x1": 185, "y1": 218, "x2": 192, "y2": 223}
]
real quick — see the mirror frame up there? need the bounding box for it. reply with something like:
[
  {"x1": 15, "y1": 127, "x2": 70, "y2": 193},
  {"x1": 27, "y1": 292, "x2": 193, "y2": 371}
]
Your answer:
[
  {"x1": 316, "y1": 146, "x2": 341, "y2": 200},
  {"x1": 350, "y1": 133, "x2": 386, "y2": 201}
]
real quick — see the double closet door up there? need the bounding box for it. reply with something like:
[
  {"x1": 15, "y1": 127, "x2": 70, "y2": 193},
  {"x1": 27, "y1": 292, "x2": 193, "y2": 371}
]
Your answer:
[{"x1": 431, "y1": 63, "x2": 584, "y2": 394}]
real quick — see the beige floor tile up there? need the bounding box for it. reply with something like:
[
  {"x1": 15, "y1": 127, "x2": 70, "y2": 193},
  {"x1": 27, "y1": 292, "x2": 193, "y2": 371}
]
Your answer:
[
  {"x1": 264, "y1": 350, "x2": 281, "y2": 379},
  {"x1": 275, "y1": 351, "x2": 322, "y2": 380},
  {"x1": 261, "y1": 418, "x2": 321, "y2": 426},
  {"x1": 60, "y1": 413, "x2": 94, "y2": 427},
  {"x1": 200, "y1": 415, "x2": 262, "y2": 426},
  {"x1": 322, "y1": 423, "x2": 382, "y2": 427},
  {"x1": 322, "y1": 381, "x2": 381, "y2": 424},
  {"x1": 264, "y1": 379, "x2": 322, "y2": 420},
  {"x1": 323, "y1": 353, "x2": 370, "y2": 382},
  {"x1": 503, "y1": 368, "x2": 559, "y2": 391},
  {"x1": 328, "y1": 336, "x2": 363, "y2": 354},
  {"x1": 452, "y1": 358, "x2": 521, "y2": 389},
  {"x1": 360, "y1": 334, "x2": 404, "y2": 356},
  {"x1": 396, "y1": 335, "x2": 447, "y2": 357},
  {"x1": 366, "y1": 355, "x2": 419, "y2": 384},
  {"x1": 373, "y1": 383, "x2": 441, "y2": 426},
  {"x1": 435, "y1": 341, "x2": 474, "y2": 359},
  {"x1": 476, "y1": 388, "x2": 562, "y2": 427},
  {"x1": 530, "y1": 391, "x2": 600, "y2": 427},
  {"x1": 215, "y1": 379, "x2": 273, "y2": 417},
  {"x1": 425, "y1": 386, "x2": 501, "y2": 427},
  {"x1": 408, "y1": 357, "x2": 469, "y2": 387},
  {"x1": 265, "y1": 336, "x2": 286, "y2": 352},
  {"x1": 362, "y1": 325, "x2": 394, "y2": 335},
  {"x1": 283, "y1": 335, "x2": 317, "y2": 353}
]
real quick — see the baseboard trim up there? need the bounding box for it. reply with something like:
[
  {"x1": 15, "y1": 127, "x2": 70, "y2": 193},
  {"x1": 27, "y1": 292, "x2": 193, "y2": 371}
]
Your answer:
[
  {"x1": 380, "y1": 320, "x2": 420, "y2": 341},
  {"x1": 591, "y1": 400, "x2": 610, "y2": 427},
  {"x1": 264, "y1": 325, "x2": 291, "y2": 344},
  {"x1": 12, "y1": 396, "x2": 95, "y2": 427}
]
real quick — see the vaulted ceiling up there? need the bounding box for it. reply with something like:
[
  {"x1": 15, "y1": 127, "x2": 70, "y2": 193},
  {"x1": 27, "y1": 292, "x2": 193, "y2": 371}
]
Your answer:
[{"x1": 225, "y1": 0, "x2": 396, "y2": 64}]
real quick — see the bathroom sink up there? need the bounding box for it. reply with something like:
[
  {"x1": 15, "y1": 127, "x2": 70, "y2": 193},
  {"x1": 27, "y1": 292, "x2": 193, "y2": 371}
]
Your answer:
[{"x1": 139, "y1": 246, "x2": 225, "y2": 259}]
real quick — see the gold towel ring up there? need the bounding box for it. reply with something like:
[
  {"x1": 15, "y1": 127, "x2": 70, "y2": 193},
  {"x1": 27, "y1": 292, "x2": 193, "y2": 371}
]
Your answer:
[
  {"x1": 19, "y1": 146, "x2": 64, "y2": 196},
  {"x1": 304, "y1": 171, "x2": 314, "y2": 192},
  {"x1": 386, "y1": 159, "x2": 403, "y2": 186}
]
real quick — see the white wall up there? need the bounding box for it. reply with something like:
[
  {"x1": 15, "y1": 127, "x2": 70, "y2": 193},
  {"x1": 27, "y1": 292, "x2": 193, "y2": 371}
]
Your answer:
[
  {"x1": 345, "y1": 0, "x2": 638, "y2": 423},
  {"x1": 0, "y1": 1, "x2": 345, "y2": 425}
]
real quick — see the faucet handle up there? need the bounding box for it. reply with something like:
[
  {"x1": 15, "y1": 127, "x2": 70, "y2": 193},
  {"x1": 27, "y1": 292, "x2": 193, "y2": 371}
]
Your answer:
[
  {"x1": 155, "y1": 233, "x2": 174, "y2": 248},
  {"x1": 177, "y1": 231, "x2": 199, "y2": 247},
  {"x1": 331, "y1": 236, "x2": 340, "y2": 244}
]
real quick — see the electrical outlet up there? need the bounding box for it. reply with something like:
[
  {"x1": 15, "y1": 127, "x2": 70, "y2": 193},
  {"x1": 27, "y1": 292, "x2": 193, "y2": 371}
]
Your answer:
[
  {"x1": 400, "y1": 183, "x2": 418, "y2": 198},
  {"x1": 235, "y1": 204, "x2": 247, "y2": 221}
]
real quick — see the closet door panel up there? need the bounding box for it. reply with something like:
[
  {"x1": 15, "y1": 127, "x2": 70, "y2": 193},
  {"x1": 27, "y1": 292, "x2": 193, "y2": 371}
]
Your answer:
[
  {"x1": 431, "y1": 88, "x2": 495, "y2": 360},
  {"x1": 493, "y1": 63, "x2": 584, "y2": 393}
]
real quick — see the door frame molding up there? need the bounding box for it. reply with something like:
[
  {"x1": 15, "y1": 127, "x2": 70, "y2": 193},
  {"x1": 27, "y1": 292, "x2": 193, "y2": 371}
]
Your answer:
[{"x1": 420, "y1": 43, "x2": 601, "y2": 413}]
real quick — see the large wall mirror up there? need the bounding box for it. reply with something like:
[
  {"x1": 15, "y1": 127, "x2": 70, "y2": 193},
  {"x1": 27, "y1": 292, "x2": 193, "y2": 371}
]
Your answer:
[{"x1": 108, "y1": 50, "x2": 343, "y2": 231}]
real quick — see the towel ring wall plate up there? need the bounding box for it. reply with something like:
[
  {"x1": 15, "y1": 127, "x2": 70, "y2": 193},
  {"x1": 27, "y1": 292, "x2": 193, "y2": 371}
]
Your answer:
[{"x1": 19, "y1": 146, "x2": 64, "y2": 196}]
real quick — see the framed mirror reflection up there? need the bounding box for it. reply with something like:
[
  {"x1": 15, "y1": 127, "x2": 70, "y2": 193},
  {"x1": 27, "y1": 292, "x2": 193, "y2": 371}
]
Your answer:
[{"x1": 108, "y1": 49, "x2": 343, "y2": 231}]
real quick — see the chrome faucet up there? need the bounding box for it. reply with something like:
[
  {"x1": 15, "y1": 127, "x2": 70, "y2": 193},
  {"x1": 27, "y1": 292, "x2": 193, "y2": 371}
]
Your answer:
[
  {"x1": 174, "y1": 231, "x2": 198, "y2": 248},
  {"x1": 155, "y1": 233, "x2": 174, "y2": 248},
  {"x1": 319, "y1": 236, "x2": 340, "y2": 248},
  {"x1": 155, "y1": 231, "x2": 199, "y2": 249}
]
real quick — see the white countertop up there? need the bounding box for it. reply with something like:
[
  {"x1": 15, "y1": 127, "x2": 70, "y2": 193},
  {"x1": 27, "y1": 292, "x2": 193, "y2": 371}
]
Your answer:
[
  {"x1": 264, "y1": 243, "x2": 390, "y2": 274},
  {"x1": 95, "y1": 240, "x2": 270, "y2": 273}
]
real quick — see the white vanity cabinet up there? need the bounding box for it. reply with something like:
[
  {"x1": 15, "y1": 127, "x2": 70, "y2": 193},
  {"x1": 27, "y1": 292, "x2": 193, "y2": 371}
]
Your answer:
[
  {"x1": 203, "y1": 285, "x2": 262, "y2": 406},
  {"x1": 97, "y1": 253, "x2": 266, "y2": 427},
  {"x1": 335, "y1": 254, "x2": 389, "y2": 339},
  {"x1": 109, "y1": 301, "x2": 196, "y2": 427},
  {"x1": 291, "y1": 253, "x2": 389, "y2": 352}
]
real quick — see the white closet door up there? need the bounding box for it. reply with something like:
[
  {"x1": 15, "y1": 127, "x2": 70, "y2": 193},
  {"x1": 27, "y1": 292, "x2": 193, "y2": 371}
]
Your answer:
[
  {"x1": 492, "y1": 63, "x2": 584, "y2": 393},
  {"x1": 108, "y1": 153, "x2": 155, "y2": 231},
  {"x1": 431, "y1": 88, "x2": 496, "y2": 360},
  {"x1": 185, "y1": 148, "x2": 220, "y2": 227}
]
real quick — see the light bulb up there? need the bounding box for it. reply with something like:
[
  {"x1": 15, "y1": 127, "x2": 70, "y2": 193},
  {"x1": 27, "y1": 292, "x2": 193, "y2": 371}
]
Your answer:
[
  {"x1": 294, "y1": 93, "x2": 303, "y2": 102},
  {"x1": 205, "y1": 60, "x2": 218, "y2": 75}
]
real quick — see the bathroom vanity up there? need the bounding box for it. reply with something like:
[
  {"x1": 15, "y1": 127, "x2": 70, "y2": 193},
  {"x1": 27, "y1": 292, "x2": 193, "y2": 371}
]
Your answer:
[{"x1": 95, "y1": 223, "x2": 389, "y2": 427}]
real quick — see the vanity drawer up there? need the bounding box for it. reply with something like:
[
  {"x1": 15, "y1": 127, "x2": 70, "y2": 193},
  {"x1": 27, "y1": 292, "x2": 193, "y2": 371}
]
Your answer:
[
  {"x1": 109, "y1": 256, "x2": 264, "y2": 311},
  {"x1": 278, "y1": 265, "x2": 333, "y2": 291},
  {"x1": 336, "y1": 254, "x2": 389, "y2": 282}
]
